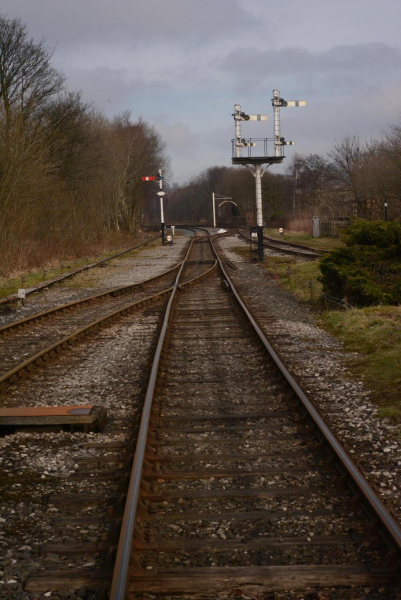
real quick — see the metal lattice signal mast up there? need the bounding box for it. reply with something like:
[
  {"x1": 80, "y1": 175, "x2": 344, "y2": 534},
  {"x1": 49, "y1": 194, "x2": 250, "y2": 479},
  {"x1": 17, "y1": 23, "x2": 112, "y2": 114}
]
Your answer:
[
  {"x1": 272, "y1": 89, "x2": 306, "y2": 157},
  {"x1": 233, "y1": 104, "x2": 267, "y2": 158}
]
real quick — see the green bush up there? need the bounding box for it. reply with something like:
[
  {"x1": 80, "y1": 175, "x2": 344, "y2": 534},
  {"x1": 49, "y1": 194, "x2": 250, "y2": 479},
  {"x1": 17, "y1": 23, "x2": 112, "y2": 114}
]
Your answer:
[{"x1": 319, "y1": 220, "x2": 401, "y2": 306}]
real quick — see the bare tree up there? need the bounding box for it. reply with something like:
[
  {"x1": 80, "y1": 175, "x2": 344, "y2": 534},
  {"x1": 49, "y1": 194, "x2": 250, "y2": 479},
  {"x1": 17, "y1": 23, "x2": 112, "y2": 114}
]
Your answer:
[{"x1": 0, "y1": 14, "x2": 65, "y2": 132}]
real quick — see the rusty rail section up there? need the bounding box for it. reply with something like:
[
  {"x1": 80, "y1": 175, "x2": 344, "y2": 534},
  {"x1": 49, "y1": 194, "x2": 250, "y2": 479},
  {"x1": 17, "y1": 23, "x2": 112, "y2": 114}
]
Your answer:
[
  {"x1": 237, "y1": 228, "x2": 320, "y2": 259},
  {"x1": 262, "y1": 233, "x2": 330, "y2": 254},
  {"x1": 0, "y1": 259, "x2": 184, "y2": 337},
  {"x1": 109, "y1": 234, "x2": 217, "y2": 599},
  {"x1": 0, "y1": 236, "x2": 205, "y2": 392},
  {"x1": 109, "y1": 229, "x2": 401, "y2": 598},
  {"x1": 211, "y1": 231, "x2": 401, "y2": 564},
  {"x1": 0, "y1": 235, "x2": 159, "y2": 306}
]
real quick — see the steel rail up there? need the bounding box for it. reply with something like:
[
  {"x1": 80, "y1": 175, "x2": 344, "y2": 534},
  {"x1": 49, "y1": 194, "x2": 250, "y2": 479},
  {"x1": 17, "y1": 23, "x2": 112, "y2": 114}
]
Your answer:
[
  {"x1": 0, "y1": 236, "x2": 207, "y2": 390},
  {"x1": 212, "y1": 227, "x2": 328, "y2": 254},
  {"x1": 209, "y1": 231, "x2": 401, "y2": 558},
  {"x1": 109, "y1": 228, "x2": 400, "y2": 598},
  {"x1": 0, "y1": 258, "x2": 185, "y2": 336},
  {"x1": 237, "y1": 229, "x2": 319, "y2": 260},
  {"x1": 0, "y1": 236, "x2": 159, "y2": 306},
  {"x1": 262, "y1": 233, "x2": 329, "y2": 254},
  {"x1": 109, "y1": 236, "x2": 217, "y2": 599},
  {"x1": 0, "y1": 287, "x2": 174, "y2": 391},
  {"x1": 237, "y1": 228, "x2": 328, "y2": 255}
]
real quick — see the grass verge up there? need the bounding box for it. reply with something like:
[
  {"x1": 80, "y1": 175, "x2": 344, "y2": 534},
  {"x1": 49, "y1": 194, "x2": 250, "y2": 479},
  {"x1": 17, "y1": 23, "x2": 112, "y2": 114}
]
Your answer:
[
  {"x1": 233, "y1": 245, "x2": 322, "y2": 305},
  {"x1": 322, "y1": 307, "x2": 401, "y2": 422},
  {"x1": 232, "y1": 243, "x2": 401, "y2": 423},
  {"x1": 0, "y1": 235, "x2": 160, "y2": 298}
]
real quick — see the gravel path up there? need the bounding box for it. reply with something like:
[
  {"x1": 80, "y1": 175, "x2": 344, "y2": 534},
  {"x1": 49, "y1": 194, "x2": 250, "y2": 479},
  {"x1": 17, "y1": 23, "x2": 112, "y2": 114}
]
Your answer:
[{"x1": 217, "y1": 234, "x2": 401, "y2": 520}]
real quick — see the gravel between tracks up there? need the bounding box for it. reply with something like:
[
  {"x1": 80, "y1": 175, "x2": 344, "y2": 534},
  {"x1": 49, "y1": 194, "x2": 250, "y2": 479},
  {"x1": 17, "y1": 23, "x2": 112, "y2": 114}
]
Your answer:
[
  {"x1": 0, "y1": 306, "x2": 163, "y2": 598},
  {"x1": 0, "y1": 234, "x2": 188, "y2": 328},
  {"x1": 217, "y1": 234, "x2": 401, "y2": 521},
  {"x1": 0, "y1": 234, "x2": 191, "y2": 598}
]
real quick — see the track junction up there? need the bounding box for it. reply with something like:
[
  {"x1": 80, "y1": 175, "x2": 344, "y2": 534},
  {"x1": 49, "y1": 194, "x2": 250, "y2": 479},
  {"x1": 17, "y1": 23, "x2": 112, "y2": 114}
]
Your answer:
[{"x1": 0, "y1": 229, "x2": 400, "y2": 599}]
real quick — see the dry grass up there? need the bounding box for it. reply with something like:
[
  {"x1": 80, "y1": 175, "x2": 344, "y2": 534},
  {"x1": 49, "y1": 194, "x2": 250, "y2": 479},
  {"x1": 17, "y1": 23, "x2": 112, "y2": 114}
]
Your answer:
[
  {"x1": 0, "y1": 233, "x2": 157, "y2": 298},
  {"x1": 232, "y1": 243, "x2": 401, "y2": 423},
  {"x1": 232, "y1": 245, "x2": 322, "y2": 305},
  {"x1": 264, "y1": 228, "x2": 344, "y2": 252}
]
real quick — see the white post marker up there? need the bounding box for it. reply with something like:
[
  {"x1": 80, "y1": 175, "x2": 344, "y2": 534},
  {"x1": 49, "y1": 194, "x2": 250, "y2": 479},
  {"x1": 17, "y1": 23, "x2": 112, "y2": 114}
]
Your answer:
[
  {"x1": 142, "y1": 171, "x2": 166, "y2": 243},
  {"x1": 171, "y1": 226, "x2": 175, "y2": 236},
  {"x1": 17, "y1": 288, "x2": 26, "y2": 307},
  {"x1": 233, "y1": 104, "x2": 242, "y2": 158},
  {"x1": 157, "y1": 192, "x2": 165, "y2": 220}
]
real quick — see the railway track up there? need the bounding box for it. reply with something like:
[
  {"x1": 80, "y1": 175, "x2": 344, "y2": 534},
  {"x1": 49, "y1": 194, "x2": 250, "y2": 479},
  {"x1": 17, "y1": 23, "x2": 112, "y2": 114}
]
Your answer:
[
  {"x1": 2, "y1": 229, "x2": 400, "y2": 598},
  {"x1": 237, "y1": 228, "x2": 322, "y2": 260},
  {"x1": 262, "y1": 232, "x2": 330, "y2": 255},
  {"x1": 1, "y1": 231, "x2": 217, "y2": 596},
  {"x1": 0, "y1": 243, "x2": 194, "y2": 389},
  {"x1": 107, "y1": 230, "x2": 400, "y2": 599},
  {"x1": 0, "y1": 236, "x2": 159, "y2": 307}
]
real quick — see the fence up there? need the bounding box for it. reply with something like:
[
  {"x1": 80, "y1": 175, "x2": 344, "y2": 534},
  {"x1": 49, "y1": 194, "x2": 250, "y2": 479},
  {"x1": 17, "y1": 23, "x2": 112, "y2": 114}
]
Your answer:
[{"x1": 312, "y1": 217, "x2": 350, "y2": 238}]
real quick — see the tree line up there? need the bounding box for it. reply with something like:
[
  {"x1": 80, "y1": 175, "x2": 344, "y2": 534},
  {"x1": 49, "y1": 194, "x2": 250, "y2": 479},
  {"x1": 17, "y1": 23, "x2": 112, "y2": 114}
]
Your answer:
[
  {"x1": 166, "y1": 132, "x2": 401, "y2": 229},
  {"x1": 0, "y1": 14, "x2": 169, "y2": 275}
]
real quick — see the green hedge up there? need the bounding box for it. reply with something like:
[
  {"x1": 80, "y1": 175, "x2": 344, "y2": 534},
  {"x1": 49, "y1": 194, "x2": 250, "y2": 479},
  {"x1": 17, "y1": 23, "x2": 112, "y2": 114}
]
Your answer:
[{"x1": 319, "y1": 220, "x2": 401, "y2": 306}]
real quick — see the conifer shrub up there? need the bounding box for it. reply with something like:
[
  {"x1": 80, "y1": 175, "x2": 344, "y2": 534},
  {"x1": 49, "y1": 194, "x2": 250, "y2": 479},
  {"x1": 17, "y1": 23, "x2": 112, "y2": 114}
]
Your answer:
[{"x1": 318, "y1": 220, "x2": 401, "y2": 306}]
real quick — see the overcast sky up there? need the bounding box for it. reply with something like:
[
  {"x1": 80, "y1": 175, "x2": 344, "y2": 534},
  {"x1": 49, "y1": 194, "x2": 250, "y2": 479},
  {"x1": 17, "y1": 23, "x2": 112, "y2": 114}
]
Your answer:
[{"x1": 2, "y1": 0, "x2": 401, "y2": 183}]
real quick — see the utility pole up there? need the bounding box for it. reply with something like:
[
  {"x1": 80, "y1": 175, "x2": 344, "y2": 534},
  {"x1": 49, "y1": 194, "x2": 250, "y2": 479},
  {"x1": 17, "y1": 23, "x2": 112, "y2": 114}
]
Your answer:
[{"x1": 231, "y1": 90, "x2": 305, "y2": 261}]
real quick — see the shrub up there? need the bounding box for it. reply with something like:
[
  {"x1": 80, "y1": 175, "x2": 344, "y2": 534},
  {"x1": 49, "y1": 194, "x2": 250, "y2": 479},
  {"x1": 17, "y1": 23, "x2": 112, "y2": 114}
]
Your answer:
[{"x1": 319, "y1": 220, "x2": 401, "y2": 306}]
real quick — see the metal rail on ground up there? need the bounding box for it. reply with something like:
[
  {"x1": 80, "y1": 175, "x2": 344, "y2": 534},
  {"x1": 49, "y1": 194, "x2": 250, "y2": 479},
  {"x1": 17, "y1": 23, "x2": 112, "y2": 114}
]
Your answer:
[
  {"x1": 0, "y1": 259, "x2": 184, "y2": 336},
  {"x1": 0, "y1": 239, "x2": 195, "y2": 391},
  {"x1": 108, "y1": 228, "x2": 400, "y2": 598},
  {"x1": 237, "y1": 228, "x2": 320, "y2": 259},
  {"x1": 0, "y1": 236, "x2": 159, "y2": 306},
  {"x1": 210, "y1": 230, "x2": 401, "y2": 558},
  {"x1": 109, "y1": 231, "x2": 217, "y2": 599}
]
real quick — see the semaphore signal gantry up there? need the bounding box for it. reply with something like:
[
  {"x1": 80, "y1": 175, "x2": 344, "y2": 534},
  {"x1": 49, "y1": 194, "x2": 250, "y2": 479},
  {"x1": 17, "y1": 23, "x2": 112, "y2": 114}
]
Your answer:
[{"x1": 232, "y1": 89, "x2": 306, "y2": 260}]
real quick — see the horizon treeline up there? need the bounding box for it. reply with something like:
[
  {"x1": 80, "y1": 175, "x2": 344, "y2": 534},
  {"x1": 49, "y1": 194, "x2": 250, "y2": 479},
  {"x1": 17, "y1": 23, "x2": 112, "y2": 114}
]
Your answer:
[
  {"x1": 0, "y1": 14, "x2": 169, "y2": 276},
  {"x1": 166, "y1": 132, "x2": 401, "y2": 230}
]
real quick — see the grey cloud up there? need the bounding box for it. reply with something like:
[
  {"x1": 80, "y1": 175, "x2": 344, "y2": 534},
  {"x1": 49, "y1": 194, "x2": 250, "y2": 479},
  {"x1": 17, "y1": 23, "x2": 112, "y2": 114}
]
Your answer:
[
  {"x1": 155, "y1": 120, "x2": 200, "y2": 160},
  {"x1": 1, "y1": 0, "x2": 257, "y2": 47},
  {"x1": 66, "y1": 66, "x2": 173, "y2": 114},
  {"x1": 2, "y1": 0, "x2": 401, "y2": 184},
  {"x1": 219, "y1": 42, "x2": 401, "y2": 81}
]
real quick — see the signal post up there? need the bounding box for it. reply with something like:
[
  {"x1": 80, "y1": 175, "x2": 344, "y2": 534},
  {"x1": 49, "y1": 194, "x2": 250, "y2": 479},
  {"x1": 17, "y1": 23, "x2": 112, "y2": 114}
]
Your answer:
[
  {"x1": 232, "y1": 90, "x2": 305, "y2": 260},
  {"x1": 142, "y1": 169, "x2": 165, "y2": 244}
]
